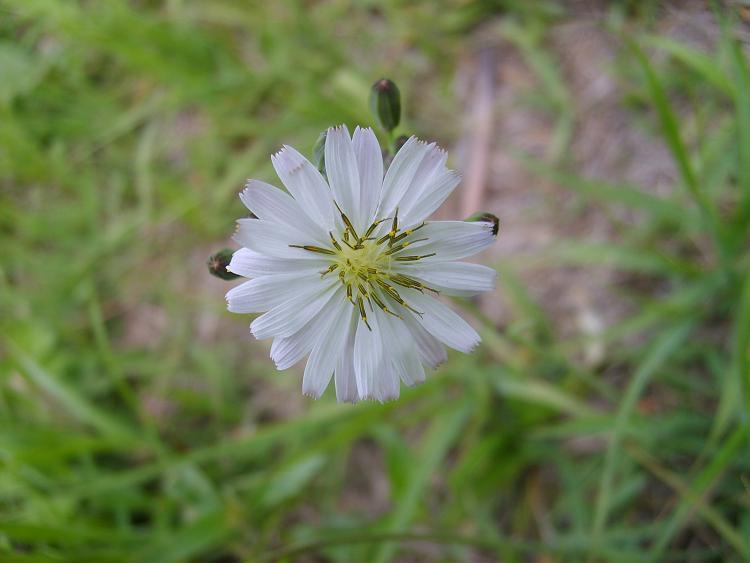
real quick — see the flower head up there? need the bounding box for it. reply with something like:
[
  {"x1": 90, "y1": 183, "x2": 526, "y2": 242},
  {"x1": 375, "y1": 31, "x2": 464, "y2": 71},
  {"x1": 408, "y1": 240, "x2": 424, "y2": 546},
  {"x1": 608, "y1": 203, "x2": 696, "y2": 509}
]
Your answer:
[{"x1": 227, "y1": 125, "x2": 497, "y2": 402}]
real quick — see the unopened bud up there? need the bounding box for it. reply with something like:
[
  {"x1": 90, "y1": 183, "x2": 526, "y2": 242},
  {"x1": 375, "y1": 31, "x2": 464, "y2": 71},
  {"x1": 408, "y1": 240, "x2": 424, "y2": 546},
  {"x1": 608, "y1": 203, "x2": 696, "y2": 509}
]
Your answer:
[
  {"x1": 465, "y1": 212, "x2": 499, "y2": 236},
  {"x1": 312, "y1": 130, "x2": 327, "y2": 176},
  {"x1": 207, "y1": 248, "x2": 240, "y2": 280},
  {"x1": 370, "y1": 78, "x2": 401, "y2": 132}
]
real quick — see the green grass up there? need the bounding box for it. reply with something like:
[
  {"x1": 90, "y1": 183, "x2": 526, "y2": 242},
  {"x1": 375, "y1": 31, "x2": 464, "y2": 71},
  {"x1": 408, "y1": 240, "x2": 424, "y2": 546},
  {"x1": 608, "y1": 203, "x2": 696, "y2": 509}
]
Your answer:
[{"x1": 1, "y1": 1, "x2": 750, "y2": 561}]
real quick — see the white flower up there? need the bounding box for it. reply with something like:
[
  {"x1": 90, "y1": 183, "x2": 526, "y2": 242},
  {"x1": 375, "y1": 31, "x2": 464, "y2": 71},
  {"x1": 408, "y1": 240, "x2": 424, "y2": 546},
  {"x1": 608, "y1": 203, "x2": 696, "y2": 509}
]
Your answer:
[{"x1": 226, "y1": 125, "x2": 497, "y2": 403}]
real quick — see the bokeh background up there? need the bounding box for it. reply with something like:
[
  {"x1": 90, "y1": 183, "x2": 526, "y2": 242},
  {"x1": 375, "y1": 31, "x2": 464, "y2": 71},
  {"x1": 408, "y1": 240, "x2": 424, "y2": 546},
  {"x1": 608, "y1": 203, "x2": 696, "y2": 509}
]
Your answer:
[{"x1": 2, "y1": 1, "x2": 750, "y2": 561}]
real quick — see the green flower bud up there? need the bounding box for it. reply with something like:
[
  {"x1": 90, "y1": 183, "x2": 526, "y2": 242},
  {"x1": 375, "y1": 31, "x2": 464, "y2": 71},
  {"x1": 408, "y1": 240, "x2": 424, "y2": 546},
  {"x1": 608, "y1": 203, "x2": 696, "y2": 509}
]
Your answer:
[
  {"x1": 207, "y1": 248, "x2": 240, "y2": 280},
  {"x1": 312, "y1": 130, "x2": 327, "y2": 176},
  {"x1": 370, "y1": 78, "x2": 401, "y2": 133},
  {"x1": 465, "y1": 212, "x2": 500, "y2": 236}
]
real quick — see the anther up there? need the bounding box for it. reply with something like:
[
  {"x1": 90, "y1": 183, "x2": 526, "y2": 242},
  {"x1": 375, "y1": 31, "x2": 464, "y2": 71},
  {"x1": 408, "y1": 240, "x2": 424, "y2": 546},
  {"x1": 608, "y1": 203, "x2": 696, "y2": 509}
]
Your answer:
[
  {"x1": 385, "y1": 238, "x2": 429, "y2": 256},
  {"x1": 333, "y1": 200, "x2": 359, "y2": 240},
  {"x1": 376, "y1": 279, "x2": 404, "y2": 304},
  {"x1": 376, "y1": 233, "x2": 391, "y2": 246},
  {"x1": 328, "y1": 232, "x2": 342, "y2": 251},
  {"x1": 389, "y1": 273, "x2": 423, "y2": 289},
  {"x1": 363, "y1": 218, "x2": 388, "y2": 240},
  {"x1": 289, "y1": 244, "x2": 336, "y2": 255},
  {"x1": 370, "y1": 291, "x2": 402, "y2": 319},
  {"x1": 390, "y1": 226, "x2": 426, "y2": 245},
  {"x1": 320, "y1": 263, "x2": 339, "y2": 277},
  {"x1": 357, "y1": 296, "x2": 372, "y2": 331},
  {"x1": 395, "y1": 253, "x2": 436, "y2": 262}
]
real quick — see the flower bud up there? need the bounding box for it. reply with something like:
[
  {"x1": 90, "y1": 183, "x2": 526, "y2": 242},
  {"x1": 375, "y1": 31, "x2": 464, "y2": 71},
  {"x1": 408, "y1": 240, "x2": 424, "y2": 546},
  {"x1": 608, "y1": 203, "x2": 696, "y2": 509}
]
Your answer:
[
  {"x1": 312, "y1": 130, "x2": 327, "y2": 176},
  {"x1": 369, "y1": 78, "x2": 401, "y2": 132},
  {"x1": 207, "y1": 248, "x2": 240, "y2": 280},
  {"x1": 465, "y1": 212, "x2": 499, "y2": 236}
]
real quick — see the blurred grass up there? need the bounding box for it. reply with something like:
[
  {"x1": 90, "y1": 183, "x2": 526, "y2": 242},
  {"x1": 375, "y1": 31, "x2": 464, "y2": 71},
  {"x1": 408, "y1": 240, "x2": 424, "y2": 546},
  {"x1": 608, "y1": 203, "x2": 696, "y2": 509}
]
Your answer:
[{"x1": 1, "y1": 1, "x2": 750, "y2": 562}]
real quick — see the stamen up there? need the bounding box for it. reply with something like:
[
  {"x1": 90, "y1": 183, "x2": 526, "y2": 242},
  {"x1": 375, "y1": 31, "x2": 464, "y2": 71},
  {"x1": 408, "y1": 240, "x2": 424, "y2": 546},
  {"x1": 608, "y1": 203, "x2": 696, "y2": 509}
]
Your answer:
[
  {"x1": 383, "y1": 238, "x2": 428, "y2": 256},
  {"x1": 370, "y1": 291, "x2": 402, "y2": 319},
  {"x1": 363, "y1": 218, "x2": 388, "y2": 240},
  {"x1": 389, "y1": 273, "x2": 440, "y2": 295},
  {"x1": 328, "y1": 232, "x2": 342, "y2": 251},
  {"x1": 374, "y1": 279, "x2": 422, "y2": 316},
  {"x1": 298, "y1": 212, "x2": 435, "y2": 326},
  {"x1": 333, "y1": 200, "x2": 359, "y2": 240},
  {"x1": 389, "y1": 273, "x2": 422, "y2": 289},
  {"x1": 320, "y1": 263, "x2": 339, "y2": 277},
  {"x1": 376, "y1": 233, "x2": 391, "y2": 246},
  {"x1": 390, "y1": 231, "x2": 410, "y2": 245},
  {"x1": 394, "y1": 253, "x2": 436, "y2": 262},
  {"x1": 357, "y1": 296, "x2": 372, "y2": 330},
  {"x1": 376, "y1": 278, "x2": 403, "y2": 302},
  {"x1": 390, "y1": 224, "x2": 425, "y2": 245},
  {"x1": 384, "y1": 244, "x2": 406, "y2": 256},
  {"x1": 289, "y1": 244, "x2": 336, "y2": 255}
]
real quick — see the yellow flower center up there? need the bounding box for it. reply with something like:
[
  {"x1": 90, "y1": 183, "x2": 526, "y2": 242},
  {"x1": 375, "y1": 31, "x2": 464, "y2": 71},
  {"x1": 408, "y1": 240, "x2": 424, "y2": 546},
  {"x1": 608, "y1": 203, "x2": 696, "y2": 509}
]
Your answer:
[{"x1": 290, "y1": 205, "x2": 438, "y2": 329}]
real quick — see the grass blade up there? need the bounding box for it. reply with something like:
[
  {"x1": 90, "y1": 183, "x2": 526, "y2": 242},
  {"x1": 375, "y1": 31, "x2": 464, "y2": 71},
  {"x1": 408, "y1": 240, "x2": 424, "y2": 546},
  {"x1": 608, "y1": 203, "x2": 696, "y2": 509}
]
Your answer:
[
  {"x1": 626, "y1": 38, "x2": 720, "y2": 245},
  {"x1": 590, "y1": 322, "x2": 692, "y2": 551},
  {"x1": 371, "y1": 403, "x2": 469, "y2": 563},
  {"x1": 648, "y1": 424, "x2": 750, "y2": 558}
]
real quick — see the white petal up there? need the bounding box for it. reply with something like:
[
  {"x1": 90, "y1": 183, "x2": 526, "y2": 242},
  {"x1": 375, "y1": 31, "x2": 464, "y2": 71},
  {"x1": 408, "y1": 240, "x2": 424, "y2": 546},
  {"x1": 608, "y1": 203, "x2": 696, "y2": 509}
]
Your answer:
[
  {"x1": 398, "y1": 262, "x2": 497, "y2": 297},
  {"x1": 375, "y1": 361, "x2": 400, "y2": 402},
  {"x1": 403, "y1": 290, "x2": 480, "y2": 353},
  {"x1": 271, "y1": 145, "x2": 335, "y2": 229},
  {"x1": 397, "y1": 146, "x2": 448, "y2": 225},
  {"x1": 302, "y1": 299, "x2": 354, "y2": 399},
  {"x1": 226, "y1": 273, "x2": 323, "y2": 314},
  {"x1": 233, "y1": 218, "x2": 323, "y2": 259},
  {"x1": 353, "y1": 315, "x2": 382, "y2": 400},
  {"x1": 379, "y1": 312, "x2": 425, "y2": 387},
  {"x1": 400, "y1": 220, "x2": 496, "y2": 261},
  {"x1": 352, "y1": 126, "x2": 383, "y2": 228},
  {"x1": 251, "y1": 284, "x2": 338, "y2": 340},
  {"x1": 400, "y1": 170, "x2": 461, "y2": 228},
  {"x1": 270, "y1": 332, "x2": 313, "y2": 371},
  {"x1": 402, "y1": 313, "x2": 447, "y2": 368},
  {"x1": 376, "y1": 137, "x2": 429, "y2": 218},
  {"x1": 325, "y1": 125, "x2": 360, "y2": 228},
  {"x1": 227, "y1": 248, "x2": 327, "y2": 278},
  {"x1": 240, "y1": 180, "x2": 328, "y2": 246},
  {"x1": 270, "y1": 301, "x2": 343, "y2": 370},
  {"x1": 334, "y1": 317, "x2": 359, "y2": 403}
]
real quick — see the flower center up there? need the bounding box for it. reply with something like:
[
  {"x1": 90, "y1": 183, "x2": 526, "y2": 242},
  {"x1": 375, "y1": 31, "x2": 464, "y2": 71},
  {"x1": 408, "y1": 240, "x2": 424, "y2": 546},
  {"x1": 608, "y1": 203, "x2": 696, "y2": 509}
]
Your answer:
[{"x1": 289, "y1": 204, "x2": 438, "y2": 330}]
